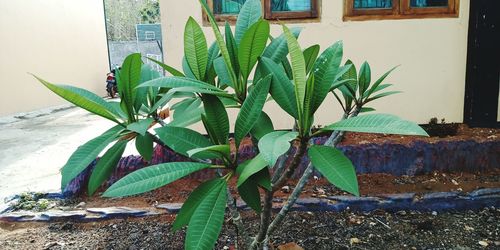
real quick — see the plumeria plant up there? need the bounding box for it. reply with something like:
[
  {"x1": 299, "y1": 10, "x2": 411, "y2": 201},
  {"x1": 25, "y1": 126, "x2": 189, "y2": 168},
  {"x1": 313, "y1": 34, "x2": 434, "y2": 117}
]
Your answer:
[{"x1": 35, "y1": 0, "x2": 427, "y2": 249}]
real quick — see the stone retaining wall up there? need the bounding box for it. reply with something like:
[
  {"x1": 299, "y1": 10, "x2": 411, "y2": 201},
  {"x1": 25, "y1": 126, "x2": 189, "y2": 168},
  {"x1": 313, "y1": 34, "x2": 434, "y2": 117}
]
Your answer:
[{"x1": 63, "y1": 137, "x2": 500, "y2": 197}]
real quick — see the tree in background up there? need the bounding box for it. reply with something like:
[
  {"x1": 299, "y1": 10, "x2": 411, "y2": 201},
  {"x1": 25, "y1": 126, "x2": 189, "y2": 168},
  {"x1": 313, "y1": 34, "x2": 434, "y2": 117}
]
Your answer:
[{"x1": 105, "y1": 0, "x2": 161, "y2": 41}]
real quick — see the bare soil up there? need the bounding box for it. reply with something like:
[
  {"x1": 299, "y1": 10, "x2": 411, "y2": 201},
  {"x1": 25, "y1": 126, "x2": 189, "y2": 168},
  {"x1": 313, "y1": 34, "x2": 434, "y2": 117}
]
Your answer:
[{"x1": 1, "y1": 208, "x2": 499, "y2": 249}]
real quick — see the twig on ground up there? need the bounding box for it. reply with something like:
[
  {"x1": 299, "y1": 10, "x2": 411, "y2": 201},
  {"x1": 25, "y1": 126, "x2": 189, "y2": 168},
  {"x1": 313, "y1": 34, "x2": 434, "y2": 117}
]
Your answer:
[{"x1": 374, "y1": 217, "x2": 391, "y2": 229}]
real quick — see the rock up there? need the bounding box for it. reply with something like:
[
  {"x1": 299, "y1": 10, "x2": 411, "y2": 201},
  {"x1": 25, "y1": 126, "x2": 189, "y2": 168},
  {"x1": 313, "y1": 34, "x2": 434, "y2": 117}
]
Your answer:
[
  {"x1": 278, "y1": 242, "x2": 304, "y2": 250},
  {"x1": 478, "y1": 240, "x2": 488, "y2": 247},
  {"x1": 41, "y1": 210, "x2": 86, "y2": 220},
  {"x1": 350, "y1": 237, "x2": 361, "y2": 245},
  {"x1": 316, "y1": 188, "x2": 326, "y2": 195},
  {"x1": 464, "y1": 225, "x2": 474, "y2": 231},
  {"x1": 282, "y1": 186, "x2": 290, "y2": 193},
  {"x1": 75, "y1": 202, "x2": 86, "y2": 209},
  {"x1": 431, "y1": 211, "x2": 438, "y2": 216},
  {"x1": 86, "y1": 207, "x2": 148, "y2": 217}
]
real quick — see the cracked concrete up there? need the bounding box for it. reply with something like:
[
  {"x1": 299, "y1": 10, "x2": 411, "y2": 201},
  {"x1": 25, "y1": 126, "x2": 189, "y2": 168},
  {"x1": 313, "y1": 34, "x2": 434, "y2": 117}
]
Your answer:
[{"x1": 0, "y1": 106, "x2": 119, "y2": 203}]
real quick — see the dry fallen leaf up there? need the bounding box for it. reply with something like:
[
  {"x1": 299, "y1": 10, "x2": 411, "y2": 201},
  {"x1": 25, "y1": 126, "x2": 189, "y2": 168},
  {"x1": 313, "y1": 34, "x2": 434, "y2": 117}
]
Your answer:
[{"x1": 278, "y1": 242, "x2": 304, "y2": 250}]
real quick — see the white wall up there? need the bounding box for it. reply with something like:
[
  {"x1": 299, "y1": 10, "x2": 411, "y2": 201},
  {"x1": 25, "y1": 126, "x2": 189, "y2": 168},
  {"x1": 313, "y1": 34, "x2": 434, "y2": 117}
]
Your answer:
[
  {"x1": 0, "y1": 0, "x2": 109, "y2": 116},
  {"x1": 160, "y1": 0, "x2": 470, "y2": 129}
]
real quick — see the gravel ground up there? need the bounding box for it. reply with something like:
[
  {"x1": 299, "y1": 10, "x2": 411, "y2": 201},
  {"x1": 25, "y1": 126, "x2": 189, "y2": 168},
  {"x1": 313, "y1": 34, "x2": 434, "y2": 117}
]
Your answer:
[{"x1": 0, "y1": 207, "x2": 499, "y2": 249}]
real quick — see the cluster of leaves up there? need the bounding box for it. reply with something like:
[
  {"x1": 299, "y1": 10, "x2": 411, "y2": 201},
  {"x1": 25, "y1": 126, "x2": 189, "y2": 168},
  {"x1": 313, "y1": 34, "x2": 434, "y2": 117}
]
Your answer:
[{"x1": 35, "y1": 0, "x2": 427, "y2": 249}]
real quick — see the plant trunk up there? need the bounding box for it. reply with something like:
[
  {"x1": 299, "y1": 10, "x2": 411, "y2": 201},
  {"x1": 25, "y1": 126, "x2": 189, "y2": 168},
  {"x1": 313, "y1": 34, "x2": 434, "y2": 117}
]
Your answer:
[{"x1": 259, "y1": 109, "x2": 361, "y2": 247}]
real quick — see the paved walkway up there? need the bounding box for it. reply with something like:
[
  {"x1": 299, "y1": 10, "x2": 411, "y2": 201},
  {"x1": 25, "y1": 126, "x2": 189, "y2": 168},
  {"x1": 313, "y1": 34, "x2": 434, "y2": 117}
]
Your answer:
[{"x1": 0, "y1": 106, "x2": 119, "y2": 202}]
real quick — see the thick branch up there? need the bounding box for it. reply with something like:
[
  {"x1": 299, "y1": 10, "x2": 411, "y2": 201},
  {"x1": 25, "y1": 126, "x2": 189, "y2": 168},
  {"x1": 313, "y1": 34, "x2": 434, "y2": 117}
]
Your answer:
[
  {"x1": 272, "y1": 138, "x2": 308, "y2": 191},
  {"x1": 265, "y1": 109, "x2": 360, "y2": 241}
]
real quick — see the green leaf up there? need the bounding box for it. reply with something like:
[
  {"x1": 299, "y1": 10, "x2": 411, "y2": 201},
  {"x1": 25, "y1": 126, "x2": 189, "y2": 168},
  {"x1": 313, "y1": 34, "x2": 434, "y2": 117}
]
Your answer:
[
  {"x1": 225, "y1": 22, "x2": 240, "y2": 77},
  {"x1": 339, "y1": 60, "x2": 358, "y2": 109},
  {"x1": 303, "y1": 73, "x2": 315, "y2": 131},
  {"x1": 135, "y1": 133, "x2": 154, "y2": 161},
  {"x1": 199, "y1": 0, "x2": 238, "y2": 92},
  {"x1": 358, "y1": 61, "x2": 371, "y2": 96},
  {"x1": 206, "y1": 42, "x2": 221, "y2": 82},
  {"x1": 250, "y1": 111, "x2": 274, "y2": 140},
  {"x1": 234, "y1": 0, "x2": 262, "y2": 45},
  {"x1": 365, "y1": 91, "x2": 401, "y2": 103},
  {"x1": 170, "y1": 98, "x2": 204, "y2": 127},
  {"x1": 238, "y1": 19, "x2": 270, "y2": 80},
  {"x1": 187, "y1": 145, "x2": 230, "y2": 160},
  {"x1": 185, "y1": 180, "x2": 227, "y2": 250},
  {"x1": 61, "y1": 125, "x2": 123, "y2": 189},
  {"x1": 170, "y1": 86, "x2": 233, "y2": 98},
  {"x1": 262, "y1": 27, "x2": 301, "y2": 63},
  {"x1": 308, "y1": 145, "x2": 359, "y2": 196},
  {"x1": 201, "y1": 95, "x2": 229, "y2": 144},
  {"x1": 360, "y1": 107, "x2": 376, "y2": 113},
  {"x1": 323, "y1": 114, "x2": 429, "y2": 136},
  {"x1": 283, "y1": 25, "x2": 306, "y2": 126},
  {"x1": 370, "y1": 84, "x2": 393, "y2": 94},
  {"x1": 200, "y1": 114, "x2": 219, "y2": 146},
  {"x1": 87, "y1": 140, "x2": 127, "y2": 195},
  {"x1": 140, "y1": 76, "x2": 224, "y2": 92},
  {"x1": 214, "y1": 57, "x2": 235, "y2": 88},
  {"x1": 147, "y1": 57, "x2": 185, "y2": 77},
  {"x1": 103, "y1": 162, "x2": 211, "y2": 197},
  {"x1": 185, "y1": 17, "x2": 208, "y2": 81},
  {"x1": 183, "y1": 56, "x2": 197, "y2": 79},
  {"x1": 312, "y1": 41, "x2": 343, "y2": 113},
  {"x1": 237, "y1": 176, "x2": 262, "y2": 213},
  {"x1": 126, "y1": 118, "x2": 154, "y2": 136},
  {"x1": 234, "y1": 75, "x2": 272, "y2": 146},
  {"x1": 303, "y1": 44, "x2": 320, "y2": 74},
  {"x1": 236, "y1": 154, "x2": 268, "y2": 187},
  {"x1": 117, "y1": 53, "x2": 143, "y2": 119},
  {"x1": 33, "y1": 75, "x2": 120, "y2": 123},
  {"x1": 256, "y1": 168, "x2": 272, "y2": 191},
  {"x1": 173, "y1": 178, "x2": 223, "y2": 231},
  {"x1": 258, "y1": 131, "x2": 297, "y2": 167},
  {"x1": 155, "y1": 126, "x2": 213, "y2": 156},
  {"x1": 258, "y1": 57, "x2": 298, "y2": 118},
  {"x1": 364, "y1": 66, "x2": 398, "y2": 98}
]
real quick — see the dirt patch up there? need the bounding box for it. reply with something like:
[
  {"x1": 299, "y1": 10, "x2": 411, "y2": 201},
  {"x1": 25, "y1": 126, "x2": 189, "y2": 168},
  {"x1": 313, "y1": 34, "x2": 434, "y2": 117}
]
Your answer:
[
  {"x1": 74, "y1": 169, "x2": 500, "y2": 209},
  {"x1": 339, "y1": 124, "x2": 499, "y2": 146},
  {"x1": 1, "y1": 208, "x2": 498, "y2": 249}
]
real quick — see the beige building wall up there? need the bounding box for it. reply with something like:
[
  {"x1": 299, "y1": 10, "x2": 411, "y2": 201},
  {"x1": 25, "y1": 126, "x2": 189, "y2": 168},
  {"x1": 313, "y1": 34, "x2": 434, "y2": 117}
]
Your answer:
[
  {"x1": 0, "y1": 0, "x2": 109, "y2": 116},
  {"x1": 160, "y1": 0, "x2": 470, "y2": 129}
]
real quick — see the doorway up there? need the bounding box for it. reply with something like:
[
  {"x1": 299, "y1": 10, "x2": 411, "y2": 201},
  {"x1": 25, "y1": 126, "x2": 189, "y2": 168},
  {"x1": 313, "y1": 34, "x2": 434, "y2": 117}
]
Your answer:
[{"x1": 464, "y1": 0, "x2": 500, "y2": 128}]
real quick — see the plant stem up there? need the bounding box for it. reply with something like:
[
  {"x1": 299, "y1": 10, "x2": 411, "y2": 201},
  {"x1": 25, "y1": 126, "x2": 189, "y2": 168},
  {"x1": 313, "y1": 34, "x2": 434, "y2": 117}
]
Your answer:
[
  {"x1": 272, "y1": 138, "x2": 308, "y2": 192},
  {"x1": 264, "y1": 131, "x2": 344, "y2": 240},
  {"x1": 251, "y1": 138, "x2": 308, "y2": 249},
  {"x1": 148, "y1": 131, "x2": 167, "y2": 148},
  {"x1": 264, "y1": 110, "x2": 360, "y2": 242},
  {"x1": 226, "y1": 186, "x2": 252, "y2": 248}
]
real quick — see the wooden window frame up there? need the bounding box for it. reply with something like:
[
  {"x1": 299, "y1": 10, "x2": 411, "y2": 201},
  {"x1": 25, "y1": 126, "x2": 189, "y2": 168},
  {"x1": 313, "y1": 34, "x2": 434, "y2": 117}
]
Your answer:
[
  {"x1": 264, "y1": 0, "x2": 319, "y2": 20},
  {"x1": 344, "y1": 0, "x2": 459, "y2": 21},
  {"x1": 203, "y1": 0, "x2": 320, "y2": 25}
]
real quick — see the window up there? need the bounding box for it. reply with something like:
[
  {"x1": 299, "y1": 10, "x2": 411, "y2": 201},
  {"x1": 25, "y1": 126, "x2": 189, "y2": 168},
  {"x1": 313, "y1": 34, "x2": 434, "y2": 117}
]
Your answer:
[
  {"x1": 204, "y1": 0, "x2": 319, "y2": 24},
  {"x1": 344, "y1": 0, "x2": 459, "y2": 21},
  {"x1": 145, "y1": 31, "x2": 156, "y2": 40},
  {"x1": 264, "y1": 0, "x2": 319, "y2": 20}
]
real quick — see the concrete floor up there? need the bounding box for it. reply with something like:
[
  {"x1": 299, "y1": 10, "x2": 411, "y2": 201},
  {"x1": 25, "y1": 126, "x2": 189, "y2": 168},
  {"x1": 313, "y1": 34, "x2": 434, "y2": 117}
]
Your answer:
[{"x1": 0, "y1": 106, "x2": 120, "y2": 202}]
